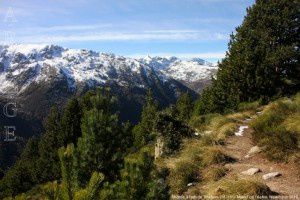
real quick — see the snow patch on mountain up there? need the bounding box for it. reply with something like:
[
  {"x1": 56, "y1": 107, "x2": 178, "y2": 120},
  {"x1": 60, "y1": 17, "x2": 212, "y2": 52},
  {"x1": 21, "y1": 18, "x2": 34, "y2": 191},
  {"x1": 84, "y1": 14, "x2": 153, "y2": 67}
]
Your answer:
[
  {"x1": 0, "y1": 44, "x2": 217, "y2": 94},
  {"x1": 166, "y1": 60, "x2": 217, "y2": 82}
]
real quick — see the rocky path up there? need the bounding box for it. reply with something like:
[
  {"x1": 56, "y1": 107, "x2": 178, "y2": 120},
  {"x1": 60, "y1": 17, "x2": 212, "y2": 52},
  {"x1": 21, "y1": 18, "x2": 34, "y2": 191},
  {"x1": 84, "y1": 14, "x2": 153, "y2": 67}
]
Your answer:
[{"x1": 221, "y1": 115, "x2": 300, "y2": 198}]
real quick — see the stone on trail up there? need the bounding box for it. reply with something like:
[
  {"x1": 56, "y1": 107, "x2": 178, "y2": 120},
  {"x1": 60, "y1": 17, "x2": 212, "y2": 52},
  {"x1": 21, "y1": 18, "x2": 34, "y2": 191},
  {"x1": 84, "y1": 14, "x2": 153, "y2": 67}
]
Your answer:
[
  {"x1": 244, "y1": 118, "x2": 252, "y2": 122},
  {"x1": 242, "y1": 168, "x2": 261, "y2": 175},
  {"x1": 187, "y1": 182, "x2": 196, "y2": 187},
  {"x1": 262, "y1": 172, "x2": 281, "y2": 180},
  {"x1": 256, "y1": 111, "x2": 262, "y2": 115},
  {"x1": 245, "y1": 146, "x2": 262, "y2": 158}
]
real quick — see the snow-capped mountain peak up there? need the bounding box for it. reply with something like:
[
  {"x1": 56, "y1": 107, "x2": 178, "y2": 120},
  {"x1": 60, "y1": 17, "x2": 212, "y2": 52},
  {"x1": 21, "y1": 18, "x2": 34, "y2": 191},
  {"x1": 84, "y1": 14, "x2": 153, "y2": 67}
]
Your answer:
[{"x1": 0, "y1": 44, "x2": 217, "y2": 94}]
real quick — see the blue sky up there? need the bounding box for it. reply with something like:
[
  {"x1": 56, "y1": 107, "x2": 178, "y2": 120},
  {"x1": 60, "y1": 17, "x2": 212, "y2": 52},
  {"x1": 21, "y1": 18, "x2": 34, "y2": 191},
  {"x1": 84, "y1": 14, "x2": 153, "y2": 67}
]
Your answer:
[{"x1": 0, "y1": 0, "x2": 254, "y2": 62}]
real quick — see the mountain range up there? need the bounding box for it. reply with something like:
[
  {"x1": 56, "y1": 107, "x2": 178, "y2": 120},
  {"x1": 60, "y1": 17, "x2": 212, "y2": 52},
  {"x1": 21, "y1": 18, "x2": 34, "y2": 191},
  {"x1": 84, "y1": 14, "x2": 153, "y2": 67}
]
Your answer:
[
  {"x1": 0, "y1": 44, "x2": 217, "y2": 173},
  {"x1": 0, "y1": 44, "x2": 217, "y2": 136}
]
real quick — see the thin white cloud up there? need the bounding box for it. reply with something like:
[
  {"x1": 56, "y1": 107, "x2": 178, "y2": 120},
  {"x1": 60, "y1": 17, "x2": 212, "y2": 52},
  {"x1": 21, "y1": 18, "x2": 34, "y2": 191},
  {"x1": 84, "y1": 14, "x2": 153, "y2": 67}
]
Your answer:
[
  {"x1": 127, "y1": 52, "x2": 226, "y2": 60},
  {"x1": 21, "y1": 24, "x2": 114, "y2": 33},
  {"x1": 3, "y1": 30, "x2": 229, "y2": 43}
]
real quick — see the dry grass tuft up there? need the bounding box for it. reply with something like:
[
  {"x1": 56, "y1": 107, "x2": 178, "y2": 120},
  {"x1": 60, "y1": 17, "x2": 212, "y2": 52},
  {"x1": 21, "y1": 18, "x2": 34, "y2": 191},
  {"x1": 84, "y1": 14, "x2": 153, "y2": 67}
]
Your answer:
[
  {"x1": 203, "y1": 166, "x2": 228, "y2": 182},
  {"x1": 250, "y1": 93, "x2": 300, "y2": 161},
  {"x1": 206, "y1": 177, "x2": 274, "y2": 197},
  {"x1": 238, "y1": 101, "x2": 261, "y2": 112},
  {"x1": 202, "y1": 146, "x2": 234, "y2": 166}
]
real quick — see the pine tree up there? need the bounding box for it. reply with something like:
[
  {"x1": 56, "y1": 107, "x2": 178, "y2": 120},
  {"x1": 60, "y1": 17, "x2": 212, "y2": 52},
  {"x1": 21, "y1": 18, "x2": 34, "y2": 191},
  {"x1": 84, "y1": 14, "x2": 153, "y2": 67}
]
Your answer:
[
  {"x1": 43, "y1": 144, "x2": 105, "y2": 200},
  {"x1": 99, "y1": 148, "x2": 169, "y2": 200},
  {"x1": 153, "y1": 113, "x2": 193, "y2": 155},
  {"x1": 175, "y1": 92, "x2": 194, "y2": 122},
  {"x1": 195, "y1": 0, "x2": 300, "y2": 114},
  {"x1": 59, "y1": 144, "x2": 78, "y2": 200},
  {"x1": 75, "y1": 88, "x2": 128, "y2": 185},
  {"x1": 38, "y1": 106, "x2": 62, "y2": 183},
  {"x1": 60, "y1": 98, "x2": 82, "y2": 146},
  {"x1": 133, "y1": 91, "x2": 158, "y2": 147}
]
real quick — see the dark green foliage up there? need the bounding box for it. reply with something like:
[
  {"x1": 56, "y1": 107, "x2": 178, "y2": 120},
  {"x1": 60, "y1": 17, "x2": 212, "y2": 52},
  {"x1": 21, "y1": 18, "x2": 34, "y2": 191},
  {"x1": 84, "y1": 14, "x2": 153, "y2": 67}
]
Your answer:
[
  {"x1": 60, "y1": 98, "x2": 82, "y2": 146},
  {"x1": 0, "y1": 88, "x2": 133, "y2": 198},
  {"x1": 189, "y1": 113, "x2": 222, "y2": 130},
  {"x1": 133, "y1": 91, "x2": 158, "y2": 148},
  {"x1": 154, "y1": 113, "x2": 193, "y2": 155},
  {"x1": 195, "y1": 0, "x2": 300, "y2": 115},
  {"x1": 76, "y1": 88, "x2": 132, "y2": 185},
  {"x1": 0, "y1": 138, "x2": 39, "y2": 198},
  {"x1": 99, "y1": 148, "x2": 169, "y2": 200},
  {"x1": 20, "y1": 137, "x2": 40, "y2": 160},
  {"x1": 194, "y1": 88, "x2": 221, "y2": 115},
  {"x1": 0, "y1": 107, "x2": 62, "y2": 197},
  {"x1": 175, "y1": 92, "x2": 194, "y2": 122},
  {"x1": 0, "y1": 88, "x2": 168, "y2": 198},
  {"x1": 80, "y1": 90, "x2": 96, "y2": 112},
  {"x1": 38, "y1": 106, "x2": 62, "y2": 183},
  {"x1": 58, "y1": 144, "x2": 78, "y2": 200},
  {"x1": 0, "y1": 139, "x2": 25, "y2": 177},
  {"x1": 41, "y1": 145, "x2": 105, "y2": 200}
]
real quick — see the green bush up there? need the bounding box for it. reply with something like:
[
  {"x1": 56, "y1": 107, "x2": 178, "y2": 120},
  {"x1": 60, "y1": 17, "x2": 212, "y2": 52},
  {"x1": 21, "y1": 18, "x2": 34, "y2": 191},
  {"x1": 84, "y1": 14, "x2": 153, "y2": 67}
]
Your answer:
[
  {"x1": 99, "y1": 148, "x2": 169, "y2": 200},
  {"x1": 154, "y1": 113, "x2": 193, "y2": 155}
]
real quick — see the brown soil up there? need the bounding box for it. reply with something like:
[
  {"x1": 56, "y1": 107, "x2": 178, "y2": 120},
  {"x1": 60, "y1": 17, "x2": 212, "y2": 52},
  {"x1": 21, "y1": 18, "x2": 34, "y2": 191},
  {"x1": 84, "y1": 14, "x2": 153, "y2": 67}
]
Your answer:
[{"x1": 221, "y1": 120, "x2": 300, "y2": 197}]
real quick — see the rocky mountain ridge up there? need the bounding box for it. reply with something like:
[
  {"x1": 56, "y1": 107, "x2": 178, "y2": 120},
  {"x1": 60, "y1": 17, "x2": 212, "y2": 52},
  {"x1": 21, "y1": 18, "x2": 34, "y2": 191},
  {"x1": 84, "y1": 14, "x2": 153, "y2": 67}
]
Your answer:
[
  {"x1": 0, "y1": 44, "x2": 217, "y2": 95},
  {"x1": 0, "y1": 44, "x2": 217, "y2": 137}
]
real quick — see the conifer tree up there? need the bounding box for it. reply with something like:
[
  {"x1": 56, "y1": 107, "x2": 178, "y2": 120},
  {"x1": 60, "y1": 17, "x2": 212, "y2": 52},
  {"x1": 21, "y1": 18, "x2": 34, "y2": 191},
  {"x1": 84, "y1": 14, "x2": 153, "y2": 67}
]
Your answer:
[
  {"x1": 99, "y1": 149, "x2": 169, "y2": 200},
  {"x1": 195, "y1": 0, "x2": 300, "y2": 114},
  {"x1": 59, "y1": 144, "x2": 78, "y2": 200},
  {"x1": 175, "y1": 92, "x2": 194, "y2": 122},
  {"x1": 133, "y1": 91, "x2": 158, "y2": 147},
  {"x1": 60, "y1": 98, "x2": 82, "y2": 146},
  {"x1": 55, "y1": 144, "x2": 104, "y2": 200},
  {"x1": 154, "y1": 113, "x2": 193, "y2": 155},
  {"x1": 38, "y1": 106, "x2": 62, "y2": 183},
  {"x1": 75, "y1": 88, "x2": 128, "y2": 185}
]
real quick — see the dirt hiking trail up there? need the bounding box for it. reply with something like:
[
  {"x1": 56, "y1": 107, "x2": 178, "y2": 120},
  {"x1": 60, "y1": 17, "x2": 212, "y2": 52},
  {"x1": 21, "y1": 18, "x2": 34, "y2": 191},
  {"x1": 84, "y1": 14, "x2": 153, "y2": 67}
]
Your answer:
[{"x1": 221, "y1": 114, "x2": 300, "y2": 197}]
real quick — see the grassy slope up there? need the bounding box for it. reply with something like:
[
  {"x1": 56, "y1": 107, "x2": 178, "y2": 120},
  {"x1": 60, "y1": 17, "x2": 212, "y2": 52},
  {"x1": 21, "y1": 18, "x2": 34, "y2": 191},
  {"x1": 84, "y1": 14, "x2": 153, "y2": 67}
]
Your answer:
[{"x1": 156, "y1": 94, "x2": 300, "y2": 198}]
